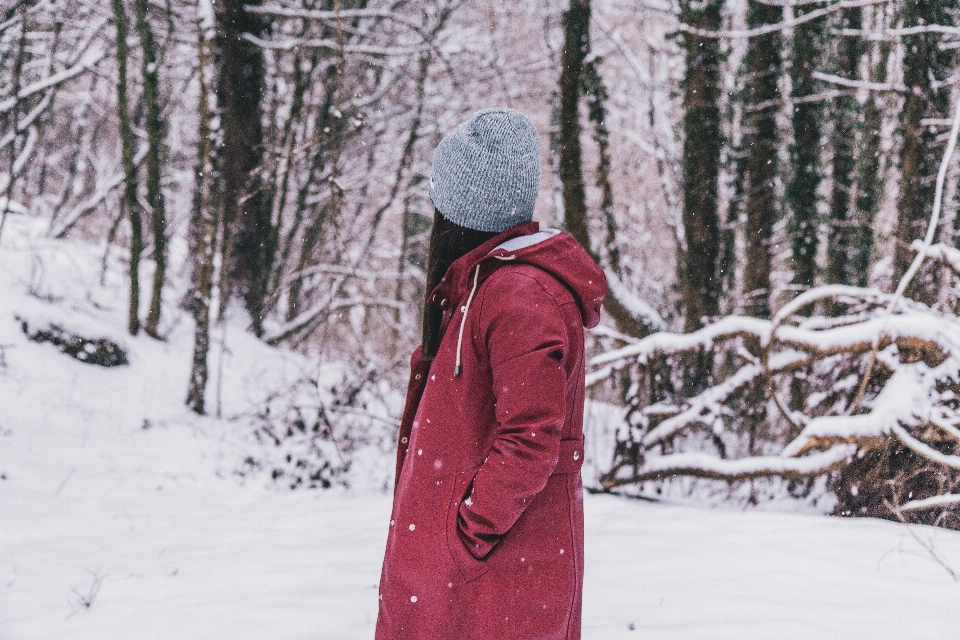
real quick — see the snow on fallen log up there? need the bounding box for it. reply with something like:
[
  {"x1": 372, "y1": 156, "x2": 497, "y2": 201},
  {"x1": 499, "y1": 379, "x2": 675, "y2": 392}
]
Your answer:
[
  {"x1": 775, "y1": 313, "x2": 955, "y2": 364},
  {"x1": 590, "y1": 309, "x2": 955, "y2": 375},
  {"x1": 782, "y1": 365, "x2": 931, "y2": 456},
  {"x1": 605, "y1": 445, "x2": 856, "y2": 487}
]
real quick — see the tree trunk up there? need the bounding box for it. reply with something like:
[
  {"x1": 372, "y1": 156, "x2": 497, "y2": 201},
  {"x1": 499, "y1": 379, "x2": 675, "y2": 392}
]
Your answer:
[
  {"x1": 134, "y1": 0, "x2": 167, "y2": 337},
  {"x1": 215, "y1": 0, "x2": 272, "y2": 335},
  {"x1": 679, "y1": 0, "x2": 723, "y2": 332},
  {"x1": 186, "y1": 13, "x2": 218, "y2": 415},
  {"x1": 558, "y1": 0, "x2": 656, "y2": 338},
  {"x1": 111, "y1": 0, "x2": 142, "y2": 336},
  {"x1": 825, "y1": 7, "x2": 863, "y2": 292},
  {"x1": 786, "y1": 2, "x2": 826, "y2": 297},
  {"x1": 583, "y1": 58, "x2": 619, "y2": 274},
  {"x1": 894, "y1": 0, "x2": 956, "y2": 304},
  {"x1": 741, "y1": 0, "x2": 782, "y2": 318}
]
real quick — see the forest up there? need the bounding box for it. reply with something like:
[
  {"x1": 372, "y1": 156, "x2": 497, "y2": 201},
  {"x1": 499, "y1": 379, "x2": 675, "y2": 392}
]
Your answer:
[{"x1": 2, "y1": 0, "x2": 960, "y2": 538}]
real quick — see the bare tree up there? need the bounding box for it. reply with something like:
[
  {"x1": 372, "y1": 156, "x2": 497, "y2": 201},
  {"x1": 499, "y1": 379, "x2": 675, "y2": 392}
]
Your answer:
[{"x1": 111, "y1": 0, "x2": 143, "y2": 336}]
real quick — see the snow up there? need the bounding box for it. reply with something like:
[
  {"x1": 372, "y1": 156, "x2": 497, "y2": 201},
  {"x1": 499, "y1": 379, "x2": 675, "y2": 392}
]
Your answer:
[{"x1": 4, "y1": 217, "x2": 960, "y2": 638}]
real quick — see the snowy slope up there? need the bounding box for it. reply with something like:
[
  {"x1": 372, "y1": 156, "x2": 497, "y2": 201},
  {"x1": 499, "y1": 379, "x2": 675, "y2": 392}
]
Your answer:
[{"x1": 3, "y1": 216, "x2": 960, "y2": 639}]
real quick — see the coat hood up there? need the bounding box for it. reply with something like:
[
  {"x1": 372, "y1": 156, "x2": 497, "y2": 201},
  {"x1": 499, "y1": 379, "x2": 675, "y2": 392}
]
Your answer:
[{"x1": 428, "y1": 221, "x2": 607, "y2": 329}]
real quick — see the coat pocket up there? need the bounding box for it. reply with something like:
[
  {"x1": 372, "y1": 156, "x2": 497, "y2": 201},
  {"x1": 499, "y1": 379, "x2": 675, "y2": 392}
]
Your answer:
[{"x1": 446, "y1": 464, "x2": 490, "y2": 583}]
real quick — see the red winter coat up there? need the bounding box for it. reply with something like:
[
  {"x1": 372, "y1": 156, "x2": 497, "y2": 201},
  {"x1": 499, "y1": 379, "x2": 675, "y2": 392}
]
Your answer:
[{"x1": 375, "y1": 221, "x2": 606, "y2": 640}]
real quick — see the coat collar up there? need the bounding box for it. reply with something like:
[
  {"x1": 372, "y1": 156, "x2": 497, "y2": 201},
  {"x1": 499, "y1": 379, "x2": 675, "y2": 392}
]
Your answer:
[{"x1": 427, "y1": 221, "x2": 540, "y2": 308}]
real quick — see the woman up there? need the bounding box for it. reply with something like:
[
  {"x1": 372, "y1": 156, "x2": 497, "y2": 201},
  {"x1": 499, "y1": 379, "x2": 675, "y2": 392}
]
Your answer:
[{"x1": 375, "y1": 108, "x2": 606, "y2": 640}]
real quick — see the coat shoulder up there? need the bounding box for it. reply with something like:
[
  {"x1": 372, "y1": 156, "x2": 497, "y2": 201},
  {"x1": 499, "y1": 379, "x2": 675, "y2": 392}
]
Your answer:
[{"x1": 482, "y1": 263, "x2": 575, "y2": 307}]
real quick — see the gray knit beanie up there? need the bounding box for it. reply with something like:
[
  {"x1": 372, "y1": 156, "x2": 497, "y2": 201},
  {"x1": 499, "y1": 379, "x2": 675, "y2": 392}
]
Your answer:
[{"x1": 429, "y1": 107, "x2": 541, "y2": 233}]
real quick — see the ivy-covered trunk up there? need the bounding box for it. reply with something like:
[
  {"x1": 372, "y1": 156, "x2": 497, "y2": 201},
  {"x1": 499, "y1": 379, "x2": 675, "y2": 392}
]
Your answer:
[
  {"x1": 825, "y1": 7, "x2": 863, "y2": 291},
  {"x1": 679, "y1": 0, "x2": 723, "y2": 332},
  {"x1": 786, "y1": 2, "x2": 826, "y2": 297},
  {"x1": 741, "y1": 0, "x2": 782, "y2": 318}
]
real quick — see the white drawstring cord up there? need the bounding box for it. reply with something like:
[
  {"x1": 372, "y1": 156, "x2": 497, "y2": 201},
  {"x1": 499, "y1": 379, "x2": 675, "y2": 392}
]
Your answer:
[{"x1": 454, "y1": 265, "x2": 481, "y2": 376}]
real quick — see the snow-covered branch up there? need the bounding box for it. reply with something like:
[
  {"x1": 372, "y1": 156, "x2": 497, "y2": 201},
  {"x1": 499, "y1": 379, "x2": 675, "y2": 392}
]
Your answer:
[
  {"x1": 677, "y1": 0, "x2": 889, "y2": 40},
  {"x1": 240, "y1": 33, "x2": 430, "y2": 57},
  {"x1": 590, "y1": 315, "x2": 771, "y2": 369},
  {"x1": 604, "y1": 445, "x2": 856, "y2": 487},
  {"x1": 0, "y1": 47, "x2": 106, "y2": 114},
  {"x1": 811, "y1": 71, "x2": 906, "y2": 93},
  {"x1": 891, "y1": 424, "x2": 960, "y2": 471},
  {"x1": 898, "y1": 493, "x2": 960, "y2": 513},
  {"x1": 49, "y1": 146, "x2": 150, "y2": 238},
  {"x1": 915, "y1": 241, "x2": 960, "y2": 277},
  {"x1": 604, "y1": 268, "x2": 665, "y2": 335}
]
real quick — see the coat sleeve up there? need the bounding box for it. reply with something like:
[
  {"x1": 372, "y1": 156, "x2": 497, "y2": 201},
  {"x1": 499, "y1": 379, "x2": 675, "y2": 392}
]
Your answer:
[
  {"x1": 394, "y1": 346, "x2": 429, "y2": 491},
  {"x1": 457, "y1": 269, "x2": 570, "y2": 560}
]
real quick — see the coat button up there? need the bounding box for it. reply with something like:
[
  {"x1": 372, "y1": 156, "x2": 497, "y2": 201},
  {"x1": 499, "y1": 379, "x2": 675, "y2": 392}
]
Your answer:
[
  {"x1": 439, "y1": 298, "x2": 449, "y2": 308},
  {"x1": 401, "y1": 437, "x2": 409, "y2": 444},
  {"x1": 573, "y1": 450, "x2": 580, "y2": 461},
  {"x1": 414, "y1": 374, "x2": 422, "y2": 380}
]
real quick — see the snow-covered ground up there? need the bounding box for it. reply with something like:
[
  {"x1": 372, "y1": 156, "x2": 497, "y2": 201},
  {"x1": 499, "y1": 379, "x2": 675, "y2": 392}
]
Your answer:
[{"x1": 3, "y1": 215, "x2": 960, "y2": 639}]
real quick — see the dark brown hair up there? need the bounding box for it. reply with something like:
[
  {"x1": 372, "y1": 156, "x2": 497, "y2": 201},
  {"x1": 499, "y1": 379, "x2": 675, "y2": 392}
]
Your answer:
[{"x1": 421, "y1": 208, "x2": 497, "y2": 360}]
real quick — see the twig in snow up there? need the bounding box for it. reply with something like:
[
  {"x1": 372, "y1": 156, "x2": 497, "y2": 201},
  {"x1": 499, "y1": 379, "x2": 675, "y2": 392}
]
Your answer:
[
  {"x1": 53, "y1": 467, "x2": 76, "y2": 496},
  {"x1": 905, "y1": 526, "x2": 959, "y2": 582},
  {"x1": 68, "y1": 568, "x2": 107, "y2": 615}
]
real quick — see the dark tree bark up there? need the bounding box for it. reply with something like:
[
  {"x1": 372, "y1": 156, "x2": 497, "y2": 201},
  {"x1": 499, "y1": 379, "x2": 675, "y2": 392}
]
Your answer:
[
  {"x1": 679, "y1": 0, "x2": 723, "y2": 332},
  {"x1": 134, "y1": 0, "x2": 167, "y2": 337},
  {"x1": 558, "y1": 0, "x2": 590, "y2": 257},
  {"x1": 558, "y1": 0, "x2": 656, "y2": 337},
  {"x1": 894, "y1": 0, "x2": 957, "y2": 303},
  {"x1": 825, "y1": 7, "x2": 863, "y2": 291},
  {"x1": 583, "y1": 58, "x2": 619, "y2": 275},
  {"x1": 850, "y1": 34, "x2": 890, "y2": 288},
  {"x1": 111, "y1": 0, "x2": 142, "y2": 336},
  {"x1": 741, "y1": 0, "x2": 782, "y2": 318},
  {"x1": 786, "y1": 2, "x2": 826, "y2": 297},
  {"x1": 215, "y1": 0, "x2": 273, "y2": 335}
]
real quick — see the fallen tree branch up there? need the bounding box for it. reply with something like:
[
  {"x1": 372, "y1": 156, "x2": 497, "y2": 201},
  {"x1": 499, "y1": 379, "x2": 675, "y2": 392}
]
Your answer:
[{"x1": 603, "y1": 445, "x2": 856, "y2": 487}]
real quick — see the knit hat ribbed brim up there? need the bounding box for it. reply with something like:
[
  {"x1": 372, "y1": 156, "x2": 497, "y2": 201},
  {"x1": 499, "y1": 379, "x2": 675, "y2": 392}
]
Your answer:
[{"x1": 429, "y1": 108, "x2": 541, "y2": 233}]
